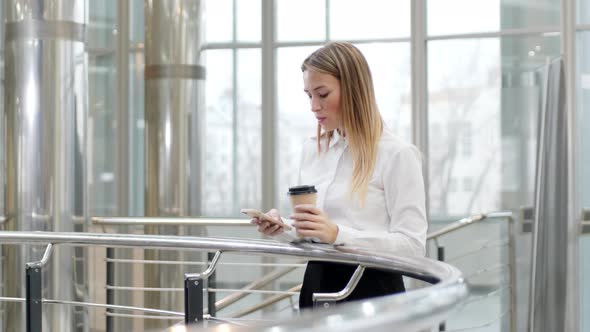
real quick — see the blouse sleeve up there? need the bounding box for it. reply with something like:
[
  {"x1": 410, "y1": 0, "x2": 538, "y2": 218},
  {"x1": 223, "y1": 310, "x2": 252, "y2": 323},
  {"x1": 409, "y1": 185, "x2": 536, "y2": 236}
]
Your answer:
[{"x1": 334, "y1": 145, "x2": 428, "y2": 257}]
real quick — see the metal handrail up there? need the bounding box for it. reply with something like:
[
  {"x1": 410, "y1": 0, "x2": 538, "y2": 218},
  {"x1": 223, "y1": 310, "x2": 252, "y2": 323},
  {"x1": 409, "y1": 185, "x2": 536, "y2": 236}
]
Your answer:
[
  {"x1": 93, "y1": 212, "x2": 514, "y2": 239},
  {"x1": 232, "y1": 284, "x2": 303, "y2": 318},
  {"x1": 312, "y1": 265, "x2": 365, "y2": 306},
  {"x1": 105, "y1": 258, "x2": 305, "y2": 267},
  {"x1": 27, "y1": 244, "x2": 54, "y2": 269},
  {"x1": 93, "y1": 212, "x2": 509, "y2": 319},
  {"x1": 427, "y1": 211, "x2": 513, "y2": 240},
  {"x1": 0, "y1": 231, "x2": 468, "y2": 332},
  {"x1": 186, "y1": 251, "x2": 222, "y2": 280},
  {"x1": 92, "y1": 216, "x2": 251, "y2": 227},
  {"x1": 94, "y1": 212, "x2": 511, "y2": 322}
]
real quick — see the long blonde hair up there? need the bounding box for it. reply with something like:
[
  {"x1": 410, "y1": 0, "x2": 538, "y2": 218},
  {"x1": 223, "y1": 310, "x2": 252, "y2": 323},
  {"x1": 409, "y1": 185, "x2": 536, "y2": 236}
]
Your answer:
[{"x1": 301, "y1": 42, "x2": 383, "y2": 203}]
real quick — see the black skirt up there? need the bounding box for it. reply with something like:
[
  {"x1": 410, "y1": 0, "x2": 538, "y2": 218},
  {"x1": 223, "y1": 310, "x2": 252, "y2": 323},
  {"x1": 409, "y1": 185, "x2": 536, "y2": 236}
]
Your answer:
[{"x1": 299, "y1": 261, "x2": 406, "y2": 309}]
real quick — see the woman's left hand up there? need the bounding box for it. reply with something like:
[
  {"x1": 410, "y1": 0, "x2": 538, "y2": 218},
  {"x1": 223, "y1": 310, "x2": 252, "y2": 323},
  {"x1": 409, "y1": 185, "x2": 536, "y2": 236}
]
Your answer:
[{"x1": 290, "y1": 204, "x2": 339, "y2": 244}]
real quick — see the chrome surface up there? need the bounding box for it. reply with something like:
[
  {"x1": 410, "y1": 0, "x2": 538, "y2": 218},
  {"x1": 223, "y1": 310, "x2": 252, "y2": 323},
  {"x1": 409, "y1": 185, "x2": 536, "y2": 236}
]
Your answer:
[
  {"x1": 144, "y1": 64, "x2": 206, "y2": 79},
  {"x1": 26, "y1": 244, "x2": 54, "y2": 269},
  {"x1": 261, "y1": 0, "x2": 278, "y2": 212},
  {"x1": 93, "y1": 216, "x2": 251, "y2": 227},
  {"x1": 144, "y1": 1, "x2": 205, "y2": 328},
  {"x1": 113, "y1": 0, "x2": 131, "y2": 330},
  {"x1": 529, "y1": 58, "x2": 574, "y2": 332},
  {"x1": 0, "y1": 231, "x2": 468, "y2": 332},
  {"x1": 105, "y1": 258, "x2": 304, "y2": 267},
  {"x1": 0, "y1": 296, "x2": 26, "y2": 303},
  {"x1": 410, "y1": 0, "x2": 429, "y2": 211},
  {"x1": 3, "y1": 1, "x2": 87, "y2": 330},
  {"x1": 312, "y1": 265, "x2": 365, "y2": 304},
  {"x1": 581, "y1": 209, "x2": 590, "y2": 234},
  {"x1": 427, "y1": 212, "x2": 513, "y2": 240},
  {"x1": 5, "y1": 20, "x2": 85, "y2": 41},
  {"x1": 186, "y1": 251, "x2": 222, "y2": 280},
  {"x1": 0, "y1": 230, "x2": 462, "y2": 283}
]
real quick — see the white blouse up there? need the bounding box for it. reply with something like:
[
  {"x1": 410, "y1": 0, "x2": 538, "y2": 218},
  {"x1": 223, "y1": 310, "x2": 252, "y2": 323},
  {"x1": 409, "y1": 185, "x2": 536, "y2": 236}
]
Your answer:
[{"x1": 287, "y1": 127, "x2": 427, "y2": 257}]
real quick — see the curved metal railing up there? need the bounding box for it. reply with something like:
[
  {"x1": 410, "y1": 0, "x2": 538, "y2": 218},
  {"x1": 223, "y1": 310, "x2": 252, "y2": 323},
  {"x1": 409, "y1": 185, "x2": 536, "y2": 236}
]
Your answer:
[
  {"x1": 0, "y1": 231, "x2": 467, "y2": 331},
  {"x1": 92, "y1": 211, "x2": 513, "y2": 330}
]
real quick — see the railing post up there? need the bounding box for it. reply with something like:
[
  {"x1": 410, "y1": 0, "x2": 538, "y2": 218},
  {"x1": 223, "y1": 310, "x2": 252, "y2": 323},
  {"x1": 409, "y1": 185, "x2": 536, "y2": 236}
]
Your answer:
[
  {"x1": 26, "y1": 264, "x2": 43, "y2": 332},
  {"x1": 438, "y1": 245, "x2": 446, "y2": 332},
  {"x1": 313, "y1": 265, "x2": 365, "y2": 309},
  {"x1": 206, "y1": 252, "x2": 217, "y2": 317},
  {"x1": 508, "y1": 217, "x2": 517, "y2": 332},
  {"x1": 106, "y1": 247, "x2": 114, "y2": 332},
  {"x1": 25, "y1": 243, "x2": 53, "y2": 332},
  {"x1": 184, "y1": 275, "x2": 204, "y2": 324},
  {"x1": 184, "y1": 251, "x2": 221, "y2": 324}
]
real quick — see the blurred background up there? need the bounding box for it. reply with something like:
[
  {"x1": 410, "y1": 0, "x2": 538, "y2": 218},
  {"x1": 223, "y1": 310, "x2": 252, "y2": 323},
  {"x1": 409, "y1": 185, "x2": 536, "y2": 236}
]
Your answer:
[{"x1": 0, "y1": 0, "x2": 588, "y2": 331}]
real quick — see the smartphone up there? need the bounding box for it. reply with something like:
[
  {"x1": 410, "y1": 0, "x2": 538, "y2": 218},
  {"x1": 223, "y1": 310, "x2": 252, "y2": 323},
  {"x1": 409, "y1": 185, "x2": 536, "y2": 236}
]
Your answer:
[{"x1": 240, "y1": 208, "x2": 292, "y2": 230}]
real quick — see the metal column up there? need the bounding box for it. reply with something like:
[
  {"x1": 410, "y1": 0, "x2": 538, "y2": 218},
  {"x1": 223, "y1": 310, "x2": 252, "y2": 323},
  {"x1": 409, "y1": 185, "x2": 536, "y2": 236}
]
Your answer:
[
  {"x1": 144, "y1": 0, "x2": 205, "y2": 329},
  {"x1": 3, "y1": 0, "x2": 88, "y2": 330}
]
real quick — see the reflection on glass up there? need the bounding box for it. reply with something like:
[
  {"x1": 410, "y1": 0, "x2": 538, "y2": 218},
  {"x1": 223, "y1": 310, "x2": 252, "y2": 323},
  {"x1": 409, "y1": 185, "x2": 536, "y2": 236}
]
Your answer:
[
  {"x1": 129, "y1": 49, "x2": 145, "y2": 216},
  {"x1": 356, "y1": 43, "x2": 412, "y2": 142},
  {"x1": 236, "y1": 49, "x2": 262, "y2": 213},
  {"x1": 237, "y1": 0, "x2": 261, "y2": 42},
  {"x1": 580, "y1": 0, "x2": 590, "y2": 24},
  {"x1": 203, "y1": 49, "x2": 262, "y2": 216},
  {"x1": 277, "y1": 44, "x2": 412, "y2": 213},
  {"x1": 428, "y1": 36, "x2": 559, "y2": 218},
  {"x1": 88, "y1": 1, "x2": 117, "y2": 216},
  {"x1": 130, "y1": 0, "x2": 145, "y2": 43},
  {"x1": 88, "y1": 1, "x2": 116, "y2": 50},
  {"x1": 277, "y1": 0, "x2": 326, "y2": 42},
  {"x1": 277, "y1": 46, "x2": 319, "y2": 213},
  {"x1": 329, "y1": 0, "x2": 410, "y2": 39},
  {"x1": 203, "y1": 50, "x2": 233, "y2": 216},
  {"x1": 428, "y1": 0, "x2": 560, "y2": 36},
  {"x1": 205, "y1": 0, "x2": 233, "y2": 43}
]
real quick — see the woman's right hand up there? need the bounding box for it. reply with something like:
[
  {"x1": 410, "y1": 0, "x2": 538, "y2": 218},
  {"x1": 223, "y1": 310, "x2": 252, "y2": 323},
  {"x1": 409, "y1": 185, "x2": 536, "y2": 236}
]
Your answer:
[{"x1": 252, "y1": 209, "x2": 284, "y2": 236}]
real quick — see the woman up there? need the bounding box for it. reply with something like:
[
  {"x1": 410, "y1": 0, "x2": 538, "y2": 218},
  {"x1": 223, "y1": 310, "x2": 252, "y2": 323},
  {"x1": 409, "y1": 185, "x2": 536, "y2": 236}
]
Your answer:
[{"x1": 253, "y1": 42, "x2": 427, "y2": 309}]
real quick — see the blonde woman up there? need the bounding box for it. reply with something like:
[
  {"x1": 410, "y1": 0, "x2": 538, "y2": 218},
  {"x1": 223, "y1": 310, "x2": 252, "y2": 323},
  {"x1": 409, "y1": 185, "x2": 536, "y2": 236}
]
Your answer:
[{"x1": 253, "y1": 42, "x2": 427, "y2": 309}]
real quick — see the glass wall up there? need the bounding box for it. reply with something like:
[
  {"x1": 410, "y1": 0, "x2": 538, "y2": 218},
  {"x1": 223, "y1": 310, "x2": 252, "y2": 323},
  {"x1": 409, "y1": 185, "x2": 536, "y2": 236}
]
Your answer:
[
  {"x1": 202, "y1": 0, "x2": 263, "y2": 217},
  {"x1": 428, "y1": 0, "x2": 560, "y2": 36},
  {"x1": 276, "y1": 1, "x2": 411, "y2": 213},
  {"x1": 85, "y1": 0, "x2": 408, "y2": 222},
  {"x1": 88, "y1": 1, "x2": 117, "y2": 217},
  {"x1": 426, "y1": 1, "x2": 561, "y2": 330},
  {"x1": 428, "y1": 35, "x2": 559, "y2": 218}
]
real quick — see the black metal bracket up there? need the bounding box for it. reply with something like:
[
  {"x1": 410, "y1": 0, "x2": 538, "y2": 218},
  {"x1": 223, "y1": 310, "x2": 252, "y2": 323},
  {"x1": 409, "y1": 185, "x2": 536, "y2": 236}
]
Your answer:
[
  {"x1": 184, "y1": 275, "x2": 204, "y2": 324},
  {"x1": 26, "y1": 264, "x2": 43, "y2": 332},
  {"x1": 184, "y1": 251, "x2": 222, "y2": 324}
]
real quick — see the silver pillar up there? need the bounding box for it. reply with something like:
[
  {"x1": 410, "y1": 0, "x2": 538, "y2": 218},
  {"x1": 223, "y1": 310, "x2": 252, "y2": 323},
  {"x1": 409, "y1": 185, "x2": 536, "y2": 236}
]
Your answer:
[
  {"x1": 3, "y1": 0, "x2": 88, "y2": 331},
  {"x1": 528, "y1": 58, "x2": 570, "y2": 332},
  {"x1": 144, "y1": 0, "x2": 204, "y2": 329}
]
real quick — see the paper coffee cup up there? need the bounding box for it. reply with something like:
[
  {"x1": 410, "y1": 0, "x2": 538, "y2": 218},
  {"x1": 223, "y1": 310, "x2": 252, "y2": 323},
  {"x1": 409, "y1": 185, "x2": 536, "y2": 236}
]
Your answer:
[{"x1": 288, "y1": 185, "x2": 317, "y2": 211}]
